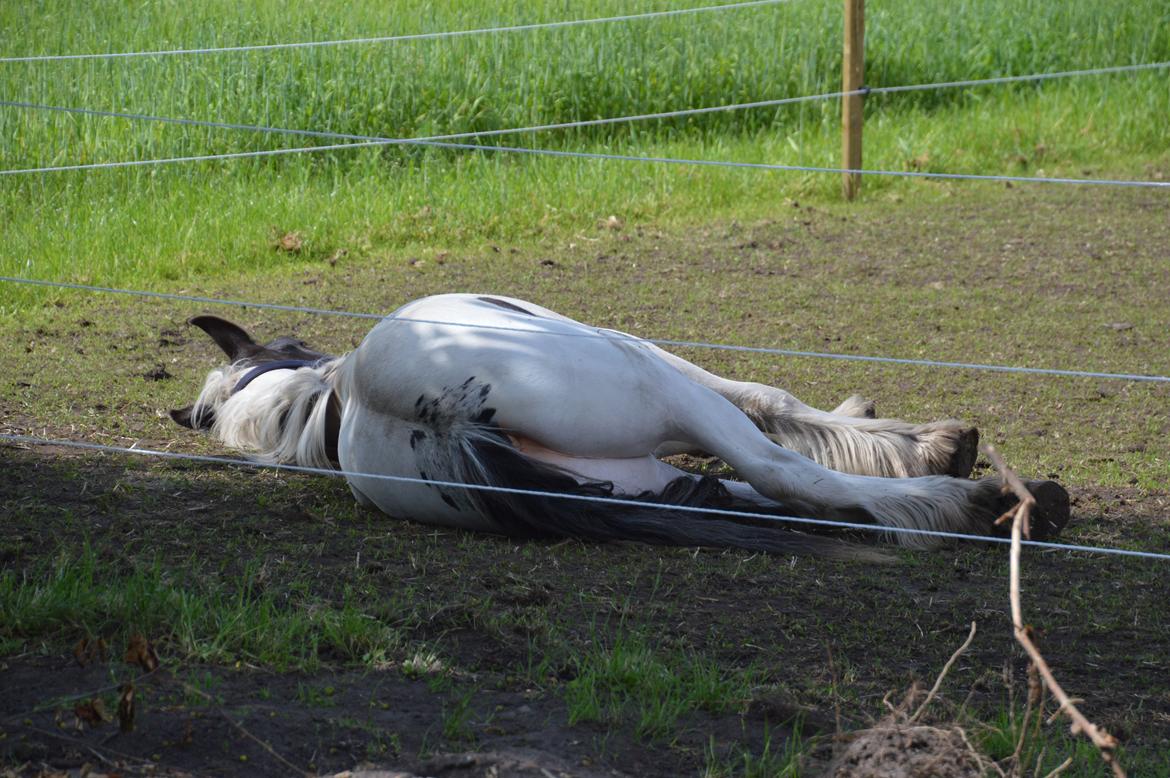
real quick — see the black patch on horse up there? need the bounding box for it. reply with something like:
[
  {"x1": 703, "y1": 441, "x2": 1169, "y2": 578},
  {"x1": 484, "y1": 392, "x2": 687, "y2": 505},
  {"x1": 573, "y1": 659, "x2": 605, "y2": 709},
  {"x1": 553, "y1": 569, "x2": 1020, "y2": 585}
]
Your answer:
[
  {"x1": 477, "y1": 297, "x2": 537, "y2": 316},
  {"x1": 413, "y1": 378, "x2": 494, "y2": 429}
]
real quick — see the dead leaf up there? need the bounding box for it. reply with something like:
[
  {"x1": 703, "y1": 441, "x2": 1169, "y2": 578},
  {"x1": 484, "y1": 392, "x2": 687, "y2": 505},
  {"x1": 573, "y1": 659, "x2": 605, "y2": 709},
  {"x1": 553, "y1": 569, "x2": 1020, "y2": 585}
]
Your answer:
[
  {"x1": 73, "y1": 637, "x2": 109, "y2": 667},
  {"x1": 74, "y1": 698, "x2": 113, "y2": 726},
  {"x1": 275, "y1": 231, "x2": 303, "y2": 253},
  {"x1": 118, "y1": 683, "x2": 135, "y2": 733},
  {"x1": 604, "y1": 214, "x2": 623, "y2": 230},
  {"x1": 327, "y1": 248, "x2": 348, "y2": 267},
  {"x1": 124, "y1": 634, "x2": 160, "y2": 671}
]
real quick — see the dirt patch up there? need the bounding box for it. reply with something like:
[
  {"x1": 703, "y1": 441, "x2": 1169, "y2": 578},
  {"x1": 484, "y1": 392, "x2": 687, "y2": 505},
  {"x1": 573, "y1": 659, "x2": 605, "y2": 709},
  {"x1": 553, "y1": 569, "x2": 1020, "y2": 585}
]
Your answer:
[
  {"x1": 2, "y1": 445, "x2": 1168, "y2": 775},
  {"x1": 0, "y1": 646, "x2": 815, "y2": 777},
  {"x1": 827, "y1": 722, "x2": 985, "y2": 778},
  {"x1": 1, "y1": 654, "x2": 662, "y2": 777}
]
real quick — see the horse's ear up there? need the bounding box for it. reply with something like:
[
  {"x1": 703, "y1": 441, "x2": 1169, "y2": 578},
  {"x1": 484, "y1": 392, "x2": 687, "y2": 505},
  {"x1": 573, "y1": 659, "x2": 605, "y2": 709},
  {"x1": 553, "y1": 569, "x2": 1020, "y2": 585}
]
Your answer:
[
  {"x1": 189, "y1": 315, "x2": 256, "y2": 361},
  {"x1": 170, "y1": 405, "x2": 215, "y2": 430}
]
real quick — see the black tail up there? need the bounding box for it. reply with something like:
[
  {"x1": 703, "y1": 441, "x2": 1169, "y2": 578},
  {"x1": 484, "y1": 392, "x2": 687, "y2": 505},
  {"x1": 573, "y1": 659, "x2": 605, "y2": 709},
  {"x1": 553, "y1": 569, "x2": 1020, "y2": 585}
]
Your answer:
[{"x1": 456, "y1": 429, "x2": 892, "y2": 562}]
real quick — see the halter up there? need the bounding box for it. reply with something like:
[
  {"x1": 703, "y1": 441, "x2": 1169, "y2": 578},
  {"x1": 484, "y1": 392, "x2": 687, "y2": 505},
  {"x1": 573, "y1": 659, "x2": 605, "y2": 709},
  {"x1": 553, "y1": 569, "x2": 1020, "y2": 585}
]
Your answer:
[{"x1": 231, "y1": 359, "x2": 327, "y2": 395}]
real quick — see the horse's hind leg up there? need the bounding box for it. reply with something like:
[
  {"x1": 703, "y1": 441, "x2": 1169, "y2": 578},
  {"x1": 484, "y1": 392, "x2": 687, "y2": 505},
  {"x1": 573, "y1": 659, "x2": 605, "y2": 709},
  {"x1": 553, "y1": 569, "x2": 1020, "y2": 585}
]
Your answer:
[
  {"x1": 656, "y1": 378, "x2": 1021, "y2": 548},
  {"x1": 762, "y1": 423, "x2": 980, "y2": 479},
  {"x1": 644, "y1": 345, "x2": 978, "y2": 478},
  {"x1": 734, "y1": 388, "x2": 979, "y2": 479}
]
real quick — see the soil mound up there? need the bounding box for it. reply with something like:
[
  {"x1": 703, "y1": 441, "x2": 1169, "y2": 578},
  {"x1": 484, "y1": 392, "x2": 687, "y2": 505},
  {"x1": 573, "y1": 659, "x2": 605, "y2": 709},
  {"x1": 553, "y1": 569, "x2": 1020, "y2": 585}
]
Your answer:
[{"x1": 827, "y1": 721, "x2": 986, "y2": 778}]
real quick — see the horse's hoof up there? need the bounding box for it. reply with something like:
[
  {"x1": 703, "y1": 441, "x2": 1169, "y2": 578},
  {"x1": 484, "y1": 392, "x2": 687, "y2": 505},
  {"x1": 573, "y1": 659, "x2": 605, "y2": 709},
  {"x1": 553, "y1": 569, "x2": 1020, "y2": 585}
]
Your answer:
[
  {"x1": 945, "y1": 427, "x2": 980, "y2": 479},
  {"x1": 1026, "y1": 480, "x2": 1071, "y2": 541}
]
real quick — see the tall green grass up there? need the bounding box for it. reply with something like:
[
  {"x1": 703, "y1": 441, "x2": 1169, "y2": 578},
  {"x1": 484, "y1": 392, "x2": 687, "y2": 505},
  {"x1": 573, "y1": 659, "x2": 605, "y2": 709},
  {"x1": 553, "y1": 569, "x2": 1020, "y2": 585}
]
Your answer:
[
  {"x1": 4, "y1": 0, "x2": 1166, "y2": 146},
  {"x1": 1, "y1": 0, "x2": 1167, "y2": 309}
]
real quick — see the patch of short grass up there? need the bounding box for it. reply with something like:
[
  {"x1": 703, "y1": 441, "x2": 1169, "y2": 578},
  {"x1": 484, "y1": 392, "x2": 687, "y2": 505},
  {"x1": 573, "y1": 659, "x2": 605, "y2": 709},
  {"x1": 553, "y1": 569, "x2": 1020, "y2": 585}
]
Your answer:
[
  {"x1": 563, "y1": 633, "x2": 757, "y2": 740},
  {"x1": 0, "y1": 546, "x2": 403, "y2": 670},
  {"x1": 977, "y1": 707, "x2": 1170, "y2": 777}
]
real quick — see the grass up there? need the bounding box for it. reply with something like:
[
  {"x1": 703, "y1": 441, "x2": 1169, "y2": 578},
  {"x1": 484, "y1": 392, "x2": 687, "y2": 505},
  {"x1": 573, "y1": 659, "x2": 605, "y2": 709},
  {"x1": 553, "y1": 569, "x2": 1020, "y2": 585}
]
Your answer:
[
  {"x1": 0, "y1": 546, "x2": 404, "y2": 671},
  {"x1": 977, "y1": 707, "x2": 1170, "y2": 777},
  {"x1": 564, "y1": 633, "x2": 757, "y2": 739},
  {"x1": 2, "y1": 0, "x2": 1168, "y2": 310},
  {"x1": 703, "y1": 727, "x2": 807, "y2": 777}
]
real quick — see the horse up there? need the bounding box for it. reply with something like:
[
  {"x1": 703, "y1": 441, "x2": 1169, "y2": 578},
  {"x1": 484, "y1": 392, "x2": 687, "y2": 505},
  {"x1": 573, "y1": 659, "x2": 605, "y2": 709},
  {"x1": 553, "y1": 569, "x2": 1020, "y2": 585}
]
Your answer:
[{"x1": 170, "y1": 293, "x2": 1070, "y2": 560}]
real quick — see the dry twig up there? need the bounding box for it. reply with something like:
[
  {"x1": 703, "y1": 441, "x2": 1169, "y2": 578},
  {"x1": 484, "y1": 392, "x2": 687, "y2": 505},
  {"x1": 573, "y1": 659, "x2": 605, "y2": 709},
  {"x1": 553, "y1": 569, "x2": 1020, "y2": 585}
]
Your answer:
[
  {"x1": 911, "y1": 621, "x2": 977, "y2": 723},
  {"x1": 180, "y1": 680, "x2": 310, "y2": 777},
  {"x1": 983, "y1": 445, "x2": 1125, "y2": 778},
  {"x1": 1041, "y1": 756, "x2": 1074, "y2": 778}
]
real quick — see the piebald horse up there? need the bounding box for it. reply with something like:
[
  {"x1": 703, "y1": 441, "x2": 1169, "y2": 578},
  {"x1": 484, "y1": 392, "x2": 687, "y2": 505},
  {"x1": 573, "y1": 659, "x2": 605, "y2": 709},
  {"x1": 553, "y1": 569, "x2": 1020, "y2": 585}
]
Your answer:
[{"x1": 171, "y1": 294, "x2": 1069, "y2": 559}]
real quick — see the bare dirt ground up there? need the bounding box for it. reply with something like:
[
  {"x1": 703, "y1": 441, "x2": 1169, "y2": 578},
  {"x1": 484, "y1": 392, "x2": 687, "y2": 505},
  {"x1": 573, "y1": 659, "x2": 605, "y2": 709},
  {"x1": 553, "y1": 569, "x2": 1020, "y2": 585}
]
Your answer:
[
  {"x1": 2, "y1": 446, "x2": 1166, "y2": 776},
  {"x1": 2, "y1": 183, "x2": 1169, "y2": 775}
]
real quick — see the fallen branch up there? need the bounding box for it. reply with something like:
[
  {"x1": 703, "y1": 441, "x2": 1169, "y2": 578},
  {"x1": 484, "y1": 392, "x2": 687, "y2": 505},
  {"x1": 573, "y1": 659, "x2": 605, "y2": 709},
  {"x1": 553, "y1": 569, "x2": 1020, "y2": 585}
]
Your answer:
[
  {"x1": 180, "y1": 680, "x2": 310, "y2": 777},
  {"x1": 983, "y1": 445, "x2": 1124, "y2": 778},
  {"x1": 911, "y1": 621, "x2": 977, "y2": 723}
]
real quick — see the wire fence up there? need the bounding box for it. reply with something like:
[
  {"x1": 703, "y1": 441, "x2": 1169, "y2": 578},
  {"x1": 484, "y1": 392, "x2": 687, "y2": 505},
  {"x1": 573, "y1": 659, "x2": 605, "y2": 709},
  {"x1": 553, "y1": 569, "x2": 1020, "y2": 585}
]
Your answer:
[
  {"x1": 3, "y1": 433, "x2": 1167, "y2": 562},
  {"x1": 0, "y1": 0, "x2": 791, "y2": 63},
  {"x1": 3, "y1": 60, "x2": 1169, "y2": 186},
  {"x1": 4, "y1": 276, "x2": 1168, "y2": 384},
  {"x1": 2, "y1": 1, "x2": 1167, "y2": 566}
]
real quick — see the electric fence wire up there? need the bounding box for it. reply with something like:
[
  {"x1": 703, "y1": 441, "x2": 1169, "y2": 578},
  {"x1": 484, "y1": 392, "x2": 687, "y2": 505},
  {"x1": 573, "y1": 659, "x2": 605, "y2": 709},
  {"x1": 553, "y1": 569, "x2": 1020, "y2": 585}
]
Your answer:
[
  {"x1": 1, "y1": 61, "x2": 1169, "y2": 185},
  {"x1": 2, "y1": 7, "x2": 1167, "y2": 583},
  {"x1": 0, "y1": 0, "x2": 792, "y2": 63},
  {"x1": 3, "y1": 276, "x2": 1168, "y2": 384},
  {"x1": 4, "y1": 433, "x2": 1168, "y2": 562}
]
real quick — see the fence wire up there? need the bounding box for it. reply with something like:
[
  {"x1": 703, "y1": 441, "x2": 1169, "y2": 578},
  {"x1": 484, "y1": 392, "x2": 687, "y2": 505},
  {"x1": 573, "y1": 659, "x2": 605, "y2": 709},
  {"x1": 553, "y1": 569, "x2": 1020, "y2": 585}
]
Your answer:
[
  {"x1": 3, "y1": 276, "x2": 1168, "y2": 384},
  {"x1": 0, "y1": 0, "x2": 792, "y2": 63},
  {"x1": 1, "y1": 6, "x2": 1166, "y2": 590},
  {"x1": 3, "y1": 433, "x2": 1167, "y2": 562},
  {"x1": 3, "y1": 61, "x2": 1169, "y2": 186}
]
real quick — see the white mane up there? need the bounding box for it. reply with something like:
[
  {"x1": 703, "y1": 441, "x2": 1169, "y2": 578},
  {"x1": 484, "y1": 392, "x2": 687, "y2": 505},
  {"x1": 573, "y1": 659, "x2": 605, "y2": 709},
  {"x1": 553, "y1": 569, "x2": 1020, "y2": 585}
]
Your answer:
[{"x1": 192, "y1": 359, "x2": 344, "y2": 470}]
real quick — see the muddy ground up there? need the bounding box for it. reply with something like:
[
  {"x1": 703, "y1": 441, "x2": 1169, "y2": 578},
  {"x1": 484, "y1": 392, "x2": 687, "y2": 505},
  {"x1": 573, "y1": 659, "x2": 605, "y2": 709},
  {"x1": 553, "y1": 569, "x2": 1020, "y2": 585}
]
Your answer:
[{"x1": 2, "y1": 183, "x2": 1169, "y2": 775}]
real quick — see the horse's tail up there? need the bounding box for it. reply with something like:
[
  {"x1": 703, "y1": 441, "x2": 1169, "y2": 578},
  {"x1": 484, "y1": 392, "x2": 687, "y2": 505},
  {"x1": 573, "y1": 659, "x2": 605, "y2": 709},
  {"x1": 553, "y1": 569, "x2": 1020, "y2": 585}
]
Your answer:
[{"x1": 449, "y1": 425, "x2": 892, "y2": 562}]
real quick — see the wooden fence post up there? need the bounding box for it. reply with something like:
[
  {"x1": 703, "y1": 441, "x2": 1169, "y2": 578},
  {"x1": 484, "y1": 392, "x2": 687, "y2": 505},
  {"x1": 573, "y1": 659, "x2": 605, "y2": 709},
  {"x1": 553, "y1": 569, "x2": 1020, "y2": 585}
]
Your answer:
[{"x1": 842, "y1": 0, "x2": 865, "y2": 200}]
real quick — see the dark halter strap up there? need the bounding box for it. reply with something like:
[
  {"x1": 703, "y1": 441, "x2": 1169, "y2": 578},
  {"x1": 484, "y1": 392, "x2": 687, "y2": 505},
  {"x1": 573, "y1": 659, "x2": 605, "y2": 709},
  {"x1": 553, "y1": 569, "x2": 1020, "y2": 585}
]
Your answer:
[{"x1": 231, "y1": 359, "x2": 326, "y2": 395}]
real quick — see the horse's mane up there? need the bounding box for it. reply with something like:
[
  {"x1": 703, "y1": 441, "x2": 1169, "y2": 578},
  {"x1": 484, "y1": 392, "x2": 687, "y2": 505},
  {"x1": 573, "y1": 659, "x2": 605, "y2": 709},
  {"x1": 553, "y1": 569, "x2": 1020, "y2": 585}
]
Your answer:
[{"x1": 192, "y1": 358, "x2": 345, "y2": 469}]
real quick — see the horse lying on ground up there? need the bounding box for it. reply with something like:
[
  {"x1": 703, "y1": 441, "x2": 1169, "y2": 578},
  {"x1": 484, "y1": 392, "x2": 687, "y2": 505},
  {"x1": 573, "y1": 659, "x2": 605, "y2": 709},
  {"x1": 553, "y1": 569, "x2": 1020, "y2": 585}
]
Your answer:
[{"x1": 171, "y1": 294, "x2": 1069, "y2": 559}]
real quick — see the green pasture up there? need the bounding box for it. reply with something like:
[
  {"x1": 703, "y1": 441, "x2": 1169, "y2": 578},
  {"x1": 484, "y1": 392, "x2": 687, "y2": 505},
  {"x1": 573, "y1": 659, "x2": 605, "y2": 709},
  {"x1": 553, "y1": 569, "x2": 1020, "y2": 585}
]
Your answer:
[{"x1": 1, "y1": 0, "x2": 1168, "y2": 309}]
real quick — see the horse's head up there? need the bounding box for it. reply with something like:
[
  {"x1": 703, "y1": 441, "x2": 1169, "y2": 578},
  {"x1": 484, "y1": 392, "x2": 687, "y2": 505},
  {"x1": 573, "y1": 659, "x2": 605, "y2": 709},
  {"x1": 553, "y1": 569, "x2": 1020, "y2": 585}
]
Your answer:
[{"x1": 170, "y1": 315, "x2": 334, "y2": 431}]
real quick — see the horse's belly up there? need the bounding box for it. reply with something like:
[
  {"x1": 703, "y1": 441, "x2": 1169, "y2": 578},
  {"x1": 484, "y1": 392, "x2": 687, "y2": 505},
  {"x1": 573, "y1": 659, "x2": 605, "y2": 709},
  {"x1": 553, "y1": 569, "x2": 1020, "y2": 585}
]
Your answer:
[{"x1": 511, "y1": 435, "x2": 682, "y2": 496}]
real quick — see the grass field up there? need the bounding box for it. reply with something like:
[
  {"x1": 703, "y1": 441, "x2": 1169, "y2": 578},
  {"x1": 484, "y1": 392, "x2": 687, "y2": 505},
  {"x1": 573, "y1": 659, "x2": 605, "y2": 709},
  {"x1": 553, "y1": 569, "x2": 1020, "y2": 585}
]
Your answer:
[
  {"x1": 2, "y1": 1, "x2": 1169, "y2": 775},
  {"x1": 1, "y1": 0, "x2": 1168, "y2": 307}
]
